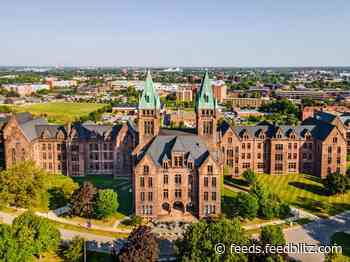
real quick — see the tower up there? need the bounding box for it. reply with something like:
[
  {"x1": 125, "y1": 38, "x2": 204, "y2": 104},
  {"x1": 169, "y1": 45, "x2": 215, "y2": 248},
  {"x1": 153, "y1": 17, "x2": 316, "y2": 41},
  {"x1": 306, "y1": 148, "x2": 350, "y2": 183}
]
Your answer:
[
  {"x1": 195, "y1": 72, "x2": 218, "y2": 149},
  {"x1": 137, "y1": 70, "x2": 161, "y2": 145}
]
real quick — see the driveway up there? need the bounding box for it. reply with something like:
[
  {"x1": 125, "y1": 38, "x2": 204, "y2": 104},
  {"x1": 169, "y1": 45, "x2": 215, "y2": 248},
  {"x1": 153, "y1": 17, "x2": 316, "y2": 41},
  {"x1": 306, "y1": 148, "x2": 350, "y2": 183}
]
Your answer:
[{"x1": 284, "y1": 211, "x2": 350, "y2": 262}]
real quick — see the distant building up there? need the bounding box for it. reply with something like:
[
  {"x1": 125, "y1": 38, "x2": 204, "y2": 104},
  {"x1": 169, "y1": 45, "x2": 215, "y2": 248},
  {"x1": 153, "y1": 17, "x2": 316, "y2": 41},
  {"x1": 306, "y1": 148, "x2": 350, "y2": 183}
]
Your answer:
[
  {"x1": 112, "y1": 105, "x2": 138, "y2": 115},
  {"x1": 176, "y1": 85, "x2": 194, "y2": 102},
  {"x1": 212, "y1": 80, "x2": 227, "y2": 103},
  {"x1": 225, "y1": 97, "x2": 270, "y2": 108}
]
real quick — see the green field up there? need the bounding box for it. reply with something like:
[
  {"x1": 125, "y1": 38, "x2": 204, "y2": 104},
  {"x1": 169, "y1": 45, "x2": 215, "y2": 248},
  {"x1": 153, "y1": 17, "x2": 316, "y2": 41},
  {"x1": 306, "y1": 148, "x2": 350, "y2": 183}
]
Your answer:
[
  {"x1": 225, "y1": 174, "x2": 350, "y2": 217},
  {"x1": 12, "y1": 102, "x2": 107, "y2": 123}
]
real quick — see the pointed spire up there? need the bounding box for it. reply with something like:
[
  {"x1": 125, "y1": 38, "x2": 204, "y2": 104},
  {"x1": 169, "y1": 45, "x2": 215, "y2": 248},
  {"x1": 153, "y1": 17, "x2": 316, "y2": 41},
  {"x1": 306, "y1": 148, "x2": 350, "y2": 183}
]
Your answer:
[
  {"x1": 195, "y1": 71, "x2": 216, "y2": 111},
  {"x1": 138, "y1": 70, "x2": 161, "y2": 110}
]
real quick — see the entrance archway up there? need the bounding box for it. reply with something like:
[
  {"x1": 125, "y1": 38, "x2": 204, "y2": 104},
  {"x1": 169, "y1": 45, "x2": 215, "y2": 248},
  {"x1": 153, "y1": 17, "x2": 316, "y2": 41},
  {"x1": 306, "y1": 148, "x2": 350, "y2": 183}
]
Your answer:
[
  {"x1": 162, "y1": 202, "x2": 171, "y2": 212},
  {"x1": 173, "y1": 201, "x2": 185, "y2": 212}
]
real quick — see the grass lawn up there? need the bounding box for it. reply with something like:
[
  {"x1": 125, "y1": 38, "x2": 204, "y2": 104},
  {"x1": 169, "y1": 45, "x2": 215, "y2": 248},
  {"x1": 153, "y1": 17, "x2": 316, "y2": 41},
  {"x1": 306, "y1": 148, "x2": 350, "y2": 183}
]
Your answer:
[
  {"x1": 12, "y1": 102, "x2": 107, "y2": 124},
  {"x1": 221, "y1": 185, "x2": 238, "y2": 217},
  {"x1": 225, "y1": 174, "x2": 350, "y2": 217},
  {"x1": 331, "y1": 232, "x2": 350, "y2": 258},
  {"x1": 73, "y1": 175, "x2": 132, "y2": 219}
]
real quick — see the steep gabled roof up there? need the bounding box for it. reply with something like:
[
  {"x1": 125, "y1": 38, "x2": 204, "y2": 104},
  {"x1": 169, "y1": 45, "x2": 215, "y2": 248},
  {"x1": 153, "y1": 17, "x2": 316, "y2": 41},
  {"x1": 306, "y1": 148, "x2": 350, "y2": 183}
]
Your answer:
[
  {"x1": 138, "y1": 70, "x2": 161, "y2": 110},
  {"x1": 195, "y1": 71, "x2": 217, "y2": 111},
  {"x1": 140, "y1": 134, "x2": 212, "y2": 168}
]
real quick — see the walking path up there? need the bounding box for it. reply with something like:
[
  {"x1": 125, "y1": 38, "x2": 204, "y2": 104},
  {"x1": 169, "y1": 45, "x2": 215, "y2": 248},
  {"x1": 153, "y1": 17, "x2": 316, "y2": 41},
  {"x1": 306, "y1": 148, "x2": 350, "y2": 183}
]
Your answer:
[{"x1": 283, "y1": 210, "x2": 350, "y2": 262}]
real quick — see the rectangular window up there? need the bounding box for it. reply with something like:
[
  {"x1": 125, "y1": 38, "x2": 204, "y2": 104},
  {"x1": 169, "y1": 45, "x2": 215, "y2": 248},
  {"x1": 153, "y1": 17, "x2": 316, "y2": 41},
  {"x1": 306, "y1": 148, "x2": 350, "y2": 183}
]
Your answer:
[
  {"x1": 148, "y1": 192, "x2": 153, "y2": 201},
  {"x1": 175, "y1": 189, "x2": 182, "y2": 199},
  {"x1": 175, "y1": 174, "x2": 181, "y2": 185},
  {"x1": 148, "y1": 177, "x2": 153, "y2": 187},
  {"x1": 275, "y1": 144, "x2": 283, "y2": 150},
  {"x1": 204, "y1": 177, "x2": 208, "y2": 187},
  {"x1": 140, "y1": 192, "x2": 145, "y2": 201},
  {"x1": 212, "y1": 177, "x2": 217, "y2": 187},
  {"x1": 275, "y1": 163, "x2": 283, "y2": 171},
  {"x1": 140, "y1": 177, "x2": 145, "y2": 187},
  {"x1": 275, "y1": 154, "x2": 283, "y2": 161},
  {"x1": 243, "y1": 163, "x2": 250, "y2": 169},
  {"x1": 212, "y1": 192, "x2": 216, "y2": 201},
  {"x1": 163, "y1": 189, "x2": 168, "y2": 199},
  {"x1": 288, "y1": 162, "x2": 297, "y2": 169},
  {"x1": 163, "y1": 174, "x2": 168, "y2": 185},
  {"x1": 204, "y1": 192, "x2": 208, "y2": 201},
  {"x1": 207, "y1": 165, "x2": 213, "y2": 174}
]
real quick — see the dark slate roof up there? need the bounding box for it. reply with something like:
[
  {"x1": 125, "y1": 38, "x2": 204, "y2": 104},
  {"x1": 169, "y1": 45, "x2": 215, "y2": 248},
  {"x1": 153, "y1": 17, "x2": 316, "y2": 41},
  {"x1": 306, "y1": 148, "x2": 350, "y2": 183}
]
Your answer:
[
  {"x1": 314, "y1": 111, "x2": 337, "y2": 123},
  {"x1": 141, "y1": 135, "x2": 211, "y2": 168},
  {"x1": 15, "y1": 112, "x2": 33, "y2": 124},
  {"x1": 35, "y1": 125, "x2": 67, "y2": 139},
  {"x1": 72, "y1": 123, "x2": 122, "y2": 140},
  {"x1": 219, "y1": 119, "x2": 335, "y2": 141},
  {"x1": 159, "y1": 128, "x2": 196, "y2": 136},
  {"x1": 19, "y1": 118, "x2": 49, "y2": 141}
]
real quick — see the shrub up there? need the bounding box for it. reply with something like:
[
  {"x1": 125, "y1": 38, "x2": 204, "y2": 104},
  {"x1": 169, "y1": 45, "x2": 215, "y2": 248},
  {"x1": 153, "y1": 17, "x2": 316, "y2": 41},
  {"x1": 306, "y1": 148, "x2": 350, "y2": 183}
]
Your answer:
[
  {"x1": 242, "y1": 169, "x2": 257, "y2": 185},
  {"x1": 94, "y1": 189, "x2": 119, "y2": 219},
  {"x1": 63, "y1": 236, "x2": 84, "y2": 262},
  {"x1": 234, "y1": 192, "x2": 259, "y2": 220},
  {"x1": 323, "y1": 172, "x2": 350, "y2": 195}
]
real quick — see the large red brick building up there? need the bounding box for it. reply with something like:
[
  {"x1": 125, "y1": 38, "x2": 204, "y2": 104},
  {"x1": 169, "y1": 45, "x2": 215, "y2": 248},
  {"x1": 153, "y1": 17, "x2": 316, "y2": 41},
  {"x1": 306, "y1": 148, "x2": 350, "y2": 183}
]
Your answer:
[
  {"x1": 0, "y1": 71, "x2": 348, "y2": 220},
  {"x1": 132, "y1": 72, "x2": 347, "y2": 219}
]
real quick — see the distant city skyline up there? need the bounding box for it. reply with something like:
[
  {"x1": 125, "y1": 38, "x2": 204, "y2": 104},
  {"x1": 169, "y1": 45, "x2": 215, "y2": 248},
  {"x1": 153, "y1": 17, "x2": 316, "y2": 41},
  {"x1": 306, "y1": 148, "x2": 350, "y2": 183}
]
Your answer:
[{"x1": 1, "y1": 0, "x2": 349, "y2": 67}]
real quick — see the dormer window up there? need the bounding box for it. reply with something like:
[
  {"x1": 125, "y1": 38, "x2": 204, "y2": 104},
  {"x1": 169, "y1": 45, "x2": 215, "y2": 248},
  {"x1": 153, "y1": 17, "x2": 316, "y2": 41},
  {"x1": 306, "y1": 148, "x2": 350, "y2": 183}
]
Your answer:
[
  {"x1": 163, "y1": 162, "x2": 168, "y2": 169},
  {"x1": 228, "y1": 137, "x2": 233, "y2": 143},
  {"x1": 207, "y1": 165, "x2": 213, "y2": 174},
  {"x1": 188, "y1": 162, "x2": 193, "y2": 170},
  {"x1": 174, "y1": 155, "x2": 184, "y2": 168},
  {"x1": 333, "y1": 137, "x2": 338, "y2": 143}
]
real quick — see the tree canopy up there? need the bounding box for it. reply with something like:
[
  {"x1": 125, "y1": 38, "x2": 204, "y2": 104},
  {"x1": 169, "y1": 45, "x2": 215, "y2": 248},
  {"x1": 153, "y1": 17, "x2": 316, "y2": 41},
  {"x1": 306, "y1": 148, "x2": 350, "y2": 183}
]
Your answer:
[
  {"x1": 176, "y1": 218, "x2": 249, "y2": 262},
  {"x1": 94, "y1": 189, "x2": 119, "y2": 219},
  {"x1": 117, "y1": 225, "x2": 159, "y2": 262}
]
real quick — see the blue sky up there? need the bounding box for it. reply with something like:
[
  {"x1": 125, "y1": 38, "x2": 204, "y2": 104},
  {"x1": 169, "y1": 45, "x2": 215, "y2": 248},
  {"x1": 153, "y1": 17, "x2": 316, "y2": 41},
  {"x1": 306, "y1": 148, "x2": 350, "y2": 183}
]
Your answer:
[{"x1": 1, "y1": 0, "x2": 349, "y2": 67}]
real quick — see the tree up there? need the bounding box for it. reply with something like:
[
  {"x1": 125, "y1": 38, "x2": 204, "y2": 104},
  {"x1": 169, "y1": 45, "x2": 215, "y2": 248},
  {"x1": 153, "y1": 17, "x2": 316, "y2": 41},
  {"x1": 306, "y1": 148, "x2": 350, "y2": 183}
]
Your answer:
[
  {"x1": 70, "y1": 182, "x2": 97, "y2": 218},
  {"x1": 242, "y1": 169, "x2": 257, "y2": 185},
  {"x1": 176, "y1": 218, "x2": 249, "y2": 262},
  {"x1": 260, "y1": 225, "x2": 286, "y2": 246},
  {"x1": 63, "y1": 236, "x2": 84, "y2": 262},
  {"x1": 94, "y1": 189, "x2": 119, "y2": 219},
  {"x1": 250, "y1": 182, "x2": 290, "y2": 219},
  {"x1": 0, "y1": 224, "x2": 34, "y2": 262},
  {"x1": 0, "y1": 161, "x2": 47, "y2": 208},
  {"x1": 117, "y1": 225, "x2": 159, "y2": 262},
  {"x1": 323, "y1": 172, "x2": 350, "y2": 195},
  {"x1": 259, "y1": 225, "x2": 287, "y2": 262},
  {"x1": 233, "y1": 192, "x2": 259, "y2": 220},
  {"x1": 12, "y1": 211, "x2": 61, "y2": 258}
]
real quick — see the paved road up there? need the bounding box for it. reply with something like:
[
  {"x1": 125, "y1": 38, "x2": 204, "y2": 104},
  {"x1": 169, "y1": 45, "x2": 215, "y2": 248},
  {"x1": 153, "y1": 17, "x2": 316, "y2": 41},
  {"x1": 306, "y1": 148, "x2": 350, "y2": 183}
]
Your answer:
[
  {"x1": 0, "y1": 211, "x2": 115, "y2": 242},
  {"x1": 284, "y1": 211, "x2": 350, "y2": 262}
]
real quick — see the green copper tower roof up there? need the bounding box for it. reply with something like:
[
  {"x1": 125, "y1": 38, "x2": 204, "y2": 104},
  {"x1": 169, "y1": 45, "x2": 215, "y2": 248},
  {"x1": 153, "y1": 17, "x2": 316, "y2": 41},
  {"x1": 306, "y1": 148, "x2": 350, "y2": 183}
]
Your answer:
[
  {"x1": 195, "y1": 71, "x2": 217, "y2": 111},
  {"x1": 138, "y1": 70, "x2": 161, "y2": 110}
]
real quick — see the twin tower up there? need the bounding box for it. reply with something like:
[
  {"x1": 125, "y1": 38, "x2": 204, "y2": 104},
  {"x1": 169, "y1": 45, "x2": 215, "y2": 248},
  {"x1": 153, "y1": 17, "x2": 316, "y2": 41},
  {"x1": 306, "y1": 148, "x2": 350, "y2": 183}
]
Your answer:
[{"x1": 137, "y1": 71, "x2": 219, "y2": 149}]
